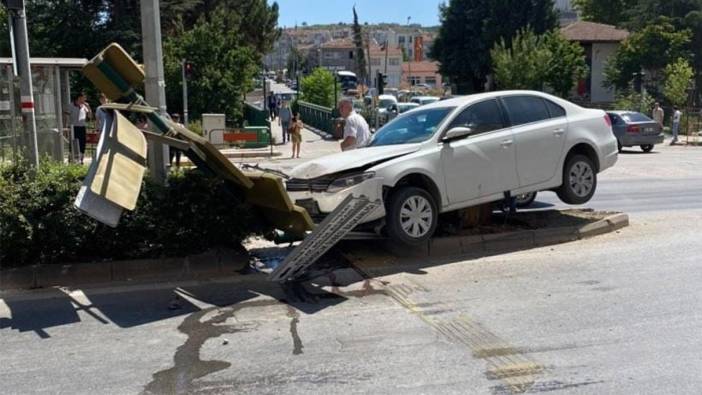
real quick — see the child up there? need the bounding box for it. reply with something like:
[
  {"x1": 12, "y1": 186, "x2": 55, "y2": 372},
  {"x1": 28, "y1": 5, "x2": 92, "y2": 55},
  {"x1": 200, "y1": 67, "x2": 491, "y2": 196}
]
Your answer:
[{"x1": 290, "y1": 113, "x2": 303, "y2": 158}]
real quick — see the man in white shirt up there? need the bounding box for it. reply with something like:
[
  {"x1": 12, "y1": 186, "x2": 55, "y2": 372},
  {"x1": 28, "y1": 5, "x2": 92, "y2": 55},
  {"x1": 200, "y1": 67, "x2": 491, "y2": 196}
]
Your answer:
[
  {"x1": 338, "y1": 98, "x2": 370, "y2": 151},
  {"x1": 671, "y1": 106, "x2": 682, "y2": 145},
  {"x1": 69, "y1": 92, "x2": 91, "y2": 164}
]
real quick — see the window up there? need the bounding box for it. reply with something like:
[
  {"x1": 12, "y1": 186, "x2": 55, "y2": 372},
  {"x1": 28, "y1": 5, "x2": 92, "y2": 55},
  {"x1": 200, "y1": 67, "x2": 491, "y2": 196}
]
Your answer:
[
  {"x1": 399, "y1": 36, "x2": 406, "y2": 45},
  {"x1": 349, "y1": 51, "x2": 354, "y2": 59},
  {"x1": 409, "y1": 76, "x2": 421, "y2": 85},
  {"x1": 389, "y1": 58, "x2": 400, "y2": 66},
  {"x1": 370, "y1": 58, "x2": 381, "y2": 66},
  {"x1": 544, "y1": 99, "x2": 566, "y2": 118},
  {"x1": 501, "y1": 96, "x2": 550, "y2": 126},
  {"x1": 424, "y1": 77, "x2": 436, "y2": 86},
  {"x1": 324, "y1": 51, "x2": 336, "y2": 59},
  {"x1": 621, "y1": 112, "x2": 653, "y2": 122},
  {"x1": 448, "y1": 99, "x2": 505, "y2": 135}
]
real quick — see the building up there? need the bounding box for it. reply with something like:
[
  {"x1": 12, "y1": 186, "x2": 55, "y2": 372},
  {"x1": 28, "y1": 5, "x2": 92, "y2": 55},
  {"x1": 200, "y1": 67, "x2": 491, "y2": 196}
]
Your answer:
[
  {"x1": 369, "y1": 46, "x2": 403, "y2": 88},
  {"x1": 402, "y1": 61, "x2": 443, "y2": 89},
  {"x1": 318, "y1": 38, "x2": 358, "y2": 73},
  {"x1": 561, "y1": 21, "x2": 629, "y2": 103}
]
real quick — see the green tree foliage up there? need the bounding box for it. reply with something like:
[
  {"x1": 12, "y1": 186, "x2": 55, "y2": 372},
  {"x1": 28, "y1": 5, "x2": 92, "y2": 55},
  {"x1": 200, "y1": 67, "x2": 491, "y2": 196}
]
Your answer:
[
  {"x1": 572, "y1": 0, "x2": 636, "y2": 26},
  {"x1": 604, "y1": 19, "x2": 691, "y2": 90},
  {"x1": 663, "y1": 58, "x2": 694, "y2": 107},
  {"x1": 492, "y1": 29, "x2": 587, "y2": 97},
  {"x1": 163, "y1": 8, "x2": 259, "y2": 122},
  {"x1": 300, "y1": 68, "x2": 338, "y2": 108},
  {"x1": 352, "y1": 6, "x2": 367, "y2": 83},
  {"x1": 431, "y1": 0, "x2": 557, "y2": 93},
  {"x1": 613, "y1": 89, "x2": 655, "y2": 113}
]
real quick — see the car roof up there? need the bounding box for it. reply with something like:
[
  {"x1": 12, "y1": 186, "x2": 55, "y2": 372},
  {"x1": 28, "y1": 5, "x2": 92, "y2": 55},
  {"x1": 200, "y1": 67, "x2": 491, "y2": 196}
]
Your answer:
[{"x1": 379, "y1": 94, "x2": 397, "y2": 100}]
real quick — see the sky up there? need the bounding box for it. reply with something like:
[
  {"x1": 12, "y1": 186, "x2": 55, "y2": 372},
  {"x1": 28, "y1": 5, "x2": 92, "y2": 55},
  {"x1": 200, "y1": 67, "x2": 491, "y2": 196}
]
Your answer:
[{"x1": 269, "y1": 0, "x2": 444, "y2": 28}]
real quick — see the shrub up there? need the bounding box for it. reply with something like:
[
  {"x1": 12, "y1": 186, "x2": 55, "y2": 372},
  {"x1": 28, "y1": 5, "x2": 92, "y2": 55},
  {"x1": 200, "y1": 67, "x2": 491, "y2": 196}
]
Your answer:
[{"x1": 0, "y1": 160, "x2": 264, "y2": 268}]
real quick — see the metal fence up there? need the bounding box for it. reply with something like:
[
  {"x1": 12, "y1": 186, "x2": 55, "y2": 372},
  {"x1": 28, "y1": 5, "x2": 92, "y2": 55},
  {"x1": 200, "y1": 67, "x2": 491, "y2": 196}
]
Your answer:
[
  {"x1": 244, "y1": 102, "x2": 271, "y2": 129},
  {"x1": 297, "y1": 101, "x2": 335, "y2": 136}
]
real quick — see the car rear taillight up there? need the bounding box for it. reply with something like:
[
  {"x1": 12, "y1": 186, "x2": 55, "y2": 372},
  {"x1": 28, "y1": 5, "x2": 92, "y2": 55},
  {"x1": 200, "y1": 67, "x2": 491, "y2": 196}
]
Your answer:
[
  {"x1": 604, "y1": 114, "x2": 612, "y2": 128},
  {"x1": 627, "y1": 125, "x2": 640, "y2": 134}
]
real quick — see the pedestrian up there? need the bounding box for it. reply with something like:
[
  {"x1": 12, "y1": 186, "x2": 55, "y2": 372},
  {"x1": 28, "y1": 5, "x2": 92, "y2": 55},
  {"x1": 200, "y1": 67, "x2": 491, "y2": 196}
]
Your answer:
[
  {"x1": 95, "y1": 93, "x2": 112, "y2": 133},
  {"x1": 671, "y1": 106, "x2": 682, "y2": 145},
  {"x1": 169, "y1": 113, "x2": 184, "y2": 167},
  {"x1": 338, "y1": 98, "x2": 371, "y2": 151},
  {"x1": 69, "y1": 92, "x2": 91, "y2": 164},
  {"x1": 652, "y1": 102, "x2": 664, "y2": 129},
  {"x1": 268, "y1": 92, "x2": 278, "y2": 121},
  {"x1": 290, "y1": 113, "x2": 303, "y2": 158},
  {"x1": 279, "y1": 101, "x2": 292, "y2": 144}
]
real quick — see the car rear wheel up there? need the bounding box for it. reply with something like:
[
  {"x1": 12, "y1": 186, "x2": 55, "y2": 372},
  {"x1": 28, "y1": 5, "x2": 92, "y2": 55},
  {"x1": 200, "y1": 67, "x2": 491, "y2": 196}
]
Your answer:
[
  {"x1": 556, "y1": 154, "x2": 597, "y2": 205},
  {"x1": 641, "y1": 144, "x2": 654, "y2": 153},
  {"x1": 386, "y1": 187, "x2": 438, "y2": 246},
  {"x1": 515, "y1": 191, "x2": 537, "y2": 208}
]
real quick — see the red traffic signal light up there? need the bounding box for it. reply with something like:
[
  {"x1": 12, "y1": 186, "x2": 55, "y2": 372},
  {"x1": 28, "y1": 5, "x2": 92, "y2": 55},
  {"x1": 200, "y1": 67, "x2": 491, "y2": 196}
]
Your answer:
[{"x1": 184, "y1": 62, "x2": 194, "y2": 79}]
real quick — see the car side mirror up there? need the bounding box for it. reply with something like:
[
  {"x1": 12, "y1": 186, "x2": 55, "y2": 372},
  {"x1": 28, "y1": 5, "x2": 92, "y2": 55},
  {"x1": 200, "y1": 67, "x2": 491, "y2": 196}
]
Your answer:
[{"x1": 442, "y1": 127, "x2": 473, "y2": 143}]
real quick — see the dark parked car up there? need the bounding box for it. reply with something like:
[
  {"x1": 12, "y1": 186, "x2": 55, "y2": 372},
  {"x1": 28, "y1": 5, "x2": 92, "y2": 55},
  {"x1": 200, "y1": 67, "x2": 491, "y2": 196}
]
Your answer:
[{"x1": 607, "y1": 111, "x2": 664, "y2": 153}]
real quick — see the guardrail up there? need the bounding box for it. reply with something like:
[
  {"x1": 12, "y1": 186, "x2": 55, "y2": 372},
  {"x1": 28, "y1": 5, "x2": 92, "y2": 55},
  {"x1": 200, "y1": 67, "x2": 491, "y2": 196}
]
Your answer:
[{"x1": 298, "y1": 101, "x2": 337, "y2": 137}]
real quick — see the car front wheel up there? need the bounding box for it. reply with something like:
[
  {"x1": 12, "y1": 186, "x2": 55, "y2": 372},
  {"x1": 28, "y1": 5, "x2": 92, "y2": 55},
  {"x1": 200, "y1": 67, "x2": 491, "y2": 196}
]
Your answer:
[
  {"x1": 641, "y1": 144, "x2": 654, "y2": 153},
  {"x1": 556, "y1": 154, "x2": 597, "y2": 205},
  {"x1": 386, "y1": 187, "x2": 438, "y2": 246}
]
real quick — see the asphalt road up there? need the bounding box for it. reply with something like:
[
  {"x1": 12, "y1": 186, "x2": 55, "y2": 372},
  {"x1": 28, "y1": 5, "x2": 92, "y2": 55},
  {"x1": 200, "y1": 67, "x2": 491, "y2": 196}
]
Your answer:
[{"x1": 2, "y1": 142, "x2": 702, "y2": 394}]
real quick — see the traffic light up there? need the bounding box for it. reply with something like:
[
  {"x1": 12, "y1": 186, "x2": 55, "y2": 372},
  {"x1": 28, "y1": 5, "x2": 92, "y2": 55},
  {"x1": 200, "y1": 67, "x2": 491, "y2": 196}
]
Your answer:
[
  {"x1": 184, "y1": 61, "x2": 194, "y2": 79},
  {"x1": 377, "y1": 71, "x2": 387, "y2": 95}
]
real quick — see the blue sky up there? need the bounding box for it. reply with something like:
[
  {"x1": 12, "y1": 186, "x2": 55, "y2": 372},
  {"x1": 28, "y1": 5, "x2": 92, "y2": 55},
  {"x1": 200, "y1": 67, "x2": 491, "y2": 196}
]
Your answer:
[{"x1": 270, "y1": 0, "x2": 444, "y2": 28}]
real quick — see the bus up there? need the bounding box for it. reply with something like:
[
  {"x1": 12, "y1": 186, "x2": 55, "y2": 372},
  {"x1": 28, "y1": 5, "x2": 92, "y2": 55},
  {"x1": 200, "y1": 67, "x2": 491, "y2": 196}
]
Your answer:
[{"x1": 336, "y1": 71, "x2": 358, "y2": 92}]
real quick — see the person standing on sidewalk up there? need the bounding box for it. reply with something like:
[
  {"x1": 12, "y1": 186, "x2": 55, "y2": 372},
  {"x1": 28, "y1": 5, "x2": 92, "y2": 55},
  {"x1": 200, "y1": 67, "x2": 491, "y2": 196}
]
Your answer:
[
  {"x1": 671, "y1": 106, "x2": 682, "y2": 145},
  {"x1": 652, "y1": 102, "x2": 664, "y2": 129},
  {"x1": 95, "y1": 93, "x2": 112, "y2": 133},
  {"x1": 279, "y1": 101, "x2": 292, "y2": 144},
  {"x1": 338, "y1": 98, "x2": 370, "y2": 151},
  {"x1": 290, "y1": 113, "x2": 303, "y2": 158},
  {"x1": 69, "y1": 92, "x2": 91, "y2": 164},
  {"x1": 268, "y1": 93, "x2": 278, "y2": 121}
]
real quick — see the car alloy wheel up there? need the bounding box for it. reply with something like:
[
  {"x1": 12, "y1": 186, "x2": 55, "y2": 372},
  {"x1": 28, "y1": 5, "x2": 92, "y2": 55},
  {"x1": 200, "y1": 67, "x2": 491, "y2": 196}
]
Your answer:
[
  {"x1": 514, "y1": 191, "x2": 537, "y2": 208},
  {"x1": 400, "y1": 195, "x2": 434, "y2": 238},
  {"x1": 569, "y1": 160, "x2": 595, "y2": 198}
]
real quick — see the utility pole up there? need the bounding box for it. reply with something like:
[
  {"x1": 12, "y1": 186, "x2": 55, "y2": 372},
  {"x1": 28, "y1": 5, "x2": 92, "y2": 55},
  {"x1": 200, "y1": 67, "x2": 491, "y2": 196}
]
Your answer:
[
  {"x1": 407, "y1": 17, "x2": 412, "y2": 91},
  {"x1": 181, "y1": 60, "x2": 189, "y2": 126},
  {"x1": 5, "y1": 0, "x2": 39, "y2": 167},
  {"x1": 141, "y1": 0, "x2": 168, "y2": 184}
]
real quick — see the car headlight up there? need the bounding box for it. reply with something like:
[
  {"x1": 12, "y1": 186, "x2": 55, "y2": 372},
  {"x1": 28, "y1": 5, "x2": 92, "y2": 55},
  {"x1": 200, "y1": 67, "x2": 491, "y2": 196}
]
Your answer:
[{"x1": 327, "y1": 172, "x2": 375, "y2": 193}]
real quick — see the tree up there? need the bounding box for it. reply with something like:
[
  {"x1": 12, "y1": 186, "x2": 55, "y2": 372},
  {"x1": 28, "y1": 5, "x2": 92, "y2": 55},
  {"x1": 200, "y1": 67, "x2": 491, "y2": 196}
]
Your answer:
[
  {"x1": 604, "y1": 19, "x2": 691, "y2": 90},
  {"x1": 543, "y1": 31, "x2": 589, "y2": 97},
  {"x1": 300, "y1": 68, "x2": 338, "y2": 108},
  {"x1": 572, "y1": 0, "x2": 636, "y2": 26},
  {"x1": 163, "y1": 7, "x2": 259, "y2": 123},
  {"x1": 431, "y1": 0, "x2": 557, "y2": 93},
  {"x1": 492, "y1": 29, "x2": 587, "y2": 97},
  {"x1": 663, "y1": 58, "x2": 694, "y2": 107},
  {"x1": 352, "y1": 6, "x2": 367, "y2": 83},
  {"x1": 491, "y1": 29, "x2": 551, "y2": 91}
]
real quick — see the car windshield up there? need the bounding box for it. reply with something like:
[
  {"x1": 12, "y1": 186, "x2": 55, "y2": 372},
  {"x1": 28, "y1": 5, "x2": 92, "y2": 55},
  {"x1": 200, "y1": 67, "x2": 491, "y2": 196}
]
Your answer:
[
  {"x1": 621, "y1": 112, "x2": 653, "y2": 123},
  {"x1": 368, "y1": 107, "x2": 455, "y2": 147},
  {"x1": 379, "y1": 99, "x2": 396, "y2": 109}
]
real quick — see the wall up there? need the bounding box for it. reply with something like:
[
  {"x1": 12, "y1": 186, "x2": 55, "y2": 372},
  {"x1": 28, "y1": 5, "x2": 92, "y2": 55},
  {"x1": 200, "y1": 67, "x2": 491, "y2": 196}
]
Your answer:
[{"x1": 591, "y1": 43, "x2": 618, "y2": 102}]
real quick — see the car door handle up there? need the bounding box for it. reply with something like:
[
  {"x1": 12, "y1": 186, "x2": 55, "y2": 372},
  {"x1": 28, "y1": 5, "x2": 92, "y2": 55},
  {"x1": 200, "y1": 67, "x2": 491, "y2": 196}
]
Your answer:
[
  {"x1": 501, "y1": 139, "x2": 513, "y2": 148},
  {"x1": 553, "y1": 128, "x2": 566, "y2": 137}
]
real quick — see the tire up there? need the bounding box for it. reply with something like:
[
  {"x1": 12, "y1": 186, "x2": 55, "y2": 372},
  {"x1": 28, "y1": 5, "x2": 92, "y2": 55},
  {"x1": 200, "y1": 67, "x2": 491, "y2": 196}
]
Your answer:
[
  {"x1": 514, "y1": 191, "x2": 537, "y2": 208},
  {"x1": 556, "y1": 154, "x2": 597, "y2": 205},
  {"x1": 641, "y1": 144, "x2": 654, "y2": 153},
  {"x1": 386, "y1": 187, "x2": 439, "y2": 246}
]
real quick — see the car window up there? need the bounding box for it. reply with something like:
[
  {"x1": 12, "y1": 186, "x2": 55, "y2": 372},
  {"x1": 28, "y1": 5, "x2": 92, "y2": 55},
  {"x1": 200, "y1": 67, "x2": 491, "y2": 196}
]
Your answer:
[
  {"x1": 369, "y1": 107, "x2": 455, "y2": 147},
  {"x1": 621, "y1": 112, "x2": 653, "y2": 122},
  {"x1": 448, "y1": 99, "x2": 505, "y2": 135},
  {"x1": 502, "y1": 96, "x2": 550, "y2": 126},
  {"x1": 607, "y1": 114, "x2": 623, "y2": 125},
  {"x1": 544, "y1": 99, "x2": 566, "y2": 118}
]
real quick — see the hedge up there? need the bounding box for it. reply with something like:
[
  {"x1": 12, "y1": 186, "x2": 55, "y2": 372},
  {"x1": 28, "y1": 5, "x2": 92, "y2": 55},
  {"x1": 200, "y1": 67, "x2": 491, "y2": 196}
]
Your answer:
[{"x1": 0, "y1": 160, "x2": 265, "y2": 268}]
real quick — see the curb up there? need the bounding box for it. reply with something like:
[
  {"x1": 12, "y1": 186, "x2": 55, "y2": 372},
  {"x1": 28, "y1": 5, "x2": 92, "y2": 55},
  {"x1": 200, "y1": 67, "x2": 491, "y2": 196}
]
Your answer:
[
  {"x1": 387, "y1": 212, "x2": 629, "y2": 259},
  {"x1": 0, "y1": 249, "x2": 249, "y2": 292}
]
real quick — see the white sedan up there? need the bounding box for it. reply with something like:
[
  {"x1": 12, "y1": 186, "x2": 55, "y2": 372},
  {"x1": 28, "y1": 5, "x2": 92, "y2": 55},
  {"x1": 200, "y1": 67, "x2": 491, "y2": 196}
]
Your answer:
[{"x1": 287, "y1": 90, "x2": 618, "y2": 246}]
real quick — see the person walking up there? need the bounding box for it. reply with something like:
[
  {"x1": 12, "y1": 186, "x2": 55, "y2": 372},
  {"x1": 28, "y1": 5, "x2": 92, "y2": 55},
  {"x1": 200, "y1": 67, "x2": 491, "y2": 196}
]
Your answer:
[
  {"x1": 338, "y1": 98, "x2": 370, "y2": 151},
  {"x1": 169, "y1": 113, "x2": 184, "y2": 167},
  {"x1": 69, "y1": 92, "x2": 91, "y2": 164},
  {"x1": 671, "y1": 106, "x2": 682, "y2": 145},
  {"x1": 652, "y1": 102, "x2": 664, "y2": 129},
  {"x1": 290, "y1": 113, "x2": 303, "y2": 158},
  {"x1": 279, "y1": 101, "x2": 292, "y2": 144},
  {"x1": 268, "y1": 92, "x2": 278, "y2": 121}
]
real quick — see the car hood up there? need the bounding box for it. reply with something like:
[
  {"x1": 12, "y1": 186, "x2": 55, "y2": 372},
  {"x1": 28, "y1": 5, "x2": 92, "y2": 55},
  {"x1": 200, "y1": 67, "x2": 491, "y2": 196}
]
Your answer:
[{"x1": 289, "y1": 144, "x2": 421, "y2": 179}]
